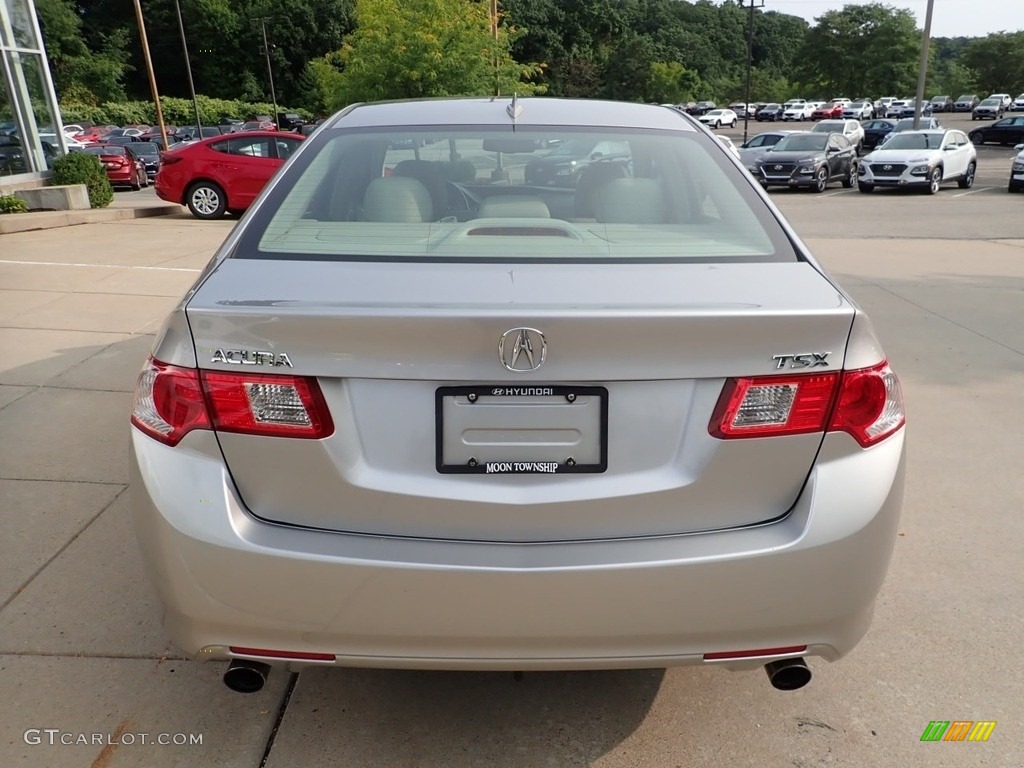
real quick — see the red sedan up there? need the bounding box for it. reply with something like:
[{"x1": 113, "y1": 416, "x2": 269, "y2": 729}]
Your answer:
[
  {"x1": 155, "y1": 131, "x2": 304, "y2": 219},
  {"x1": 78, "y1": 144, "x2": 148, "y2": 190}
]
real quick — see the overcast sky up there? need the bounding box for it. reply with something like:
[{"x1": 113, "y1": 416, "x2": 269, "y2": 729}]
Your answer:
[{"x1": 764, "y1": 0, "x2": 1021, "y2": 39}]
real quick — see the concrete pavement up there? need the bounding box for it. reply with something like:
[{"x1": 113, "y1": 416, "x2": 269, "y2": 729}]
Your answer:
[{"x1": 0, "y1": 207, "x2": 1021, "y2": 766}]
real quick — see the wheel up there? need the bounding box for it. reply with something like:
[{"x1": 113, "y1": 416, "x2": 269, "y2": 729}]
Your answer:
[
  {"x1": 1009, "y1": 181, "x2": 1023, "y2": 193},
  {"x1": 926, "y1": 167, "x2": 942, "y2": 195},
  {"x1": 971, "y1": 133, "x2": 984, "y2": 145},
  {"x1": 858, "y1": 182, "x2": 874, "y2": 194},
  {"x1": 186, "y1": 181, "x2": 227, "y2": 219},
  {"x1": 812, "y1": 166, "x2": 828, "y2": 193},
  {"x1": 714, "y1": 120, "x2": 721, "y2": 128},
  {"x1": 140, "y1": 169, "x2": 149, "y2": 188},
  {"x1": 731, "y1": 119, "x2": 737, "y2": 128},
  {"x1": 842, "y1": 163, "x2": 857, "y2": 188},
  {"x1": 958, "y1": 162, "x2": 976, "y2": 189}
]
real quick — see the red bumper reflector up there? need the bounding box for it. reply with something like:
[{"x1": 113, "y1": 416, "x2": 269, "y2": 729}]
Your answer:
[
  {"x1": 229, "y1": 646, "x2": 336, "y2": 661},
  {"x1": 703, "y1": 645, "x2": 807, "y2": 661}
]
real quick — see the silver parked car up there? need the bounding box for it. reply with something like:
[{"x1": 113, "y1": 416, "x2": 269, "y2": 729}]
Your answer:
[{"x1": 130, "y1": 98, "x2": 906, "y2": 695}]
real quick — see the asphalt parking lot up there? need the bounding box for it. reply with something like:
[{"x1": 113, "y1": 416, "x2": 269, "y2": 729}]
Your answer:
[{"x1": 1, "y1": 133, "x2": 1022, "y2": 766}]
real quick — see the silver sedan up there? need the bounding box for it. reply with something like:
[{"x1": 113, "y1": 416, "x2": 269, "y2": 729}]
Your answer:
[{"x1": 130, "y1": 98, "x2": 906, "y2": 695}]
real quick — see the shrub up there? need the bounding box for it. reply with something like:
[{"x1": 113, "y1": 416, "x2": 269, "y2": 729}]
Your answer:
[
  {"x1": 0, "y1": 194, "x2": 29, "y2": 214},
  {"x1": 50, "y1": 152, "x2": 114, "y2": 209}
]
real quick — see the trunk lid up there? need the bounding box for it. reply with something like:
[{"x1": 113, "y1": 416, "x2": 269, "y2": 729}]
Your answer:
[{"x1": 185, "y1": 258, "x2": 854, "y2": 542}]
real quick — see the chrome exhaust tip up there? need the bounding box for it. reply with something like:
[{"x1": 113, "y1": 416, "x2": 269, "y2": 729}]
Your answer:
[
  {"x1": 764, "y1": 657, "x2": 811, "y2": 690},
  {"x1": 223, "y1": 659, "x2": 271, "y2": 693}
]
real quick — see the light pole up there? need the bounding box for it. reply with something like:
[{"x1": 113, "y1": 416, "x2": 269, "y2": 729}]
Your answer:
[
  {"x1": 912, "y1": 0, "x2": 936, "y2": 130},
  {"x1": 173, "y1": 0, "x2": 202, "y2": 138},
  {"x1": 742, "y1": 0, "x2": 764, "y2": 145},
  {"x1": 132, "y1": 0, "x2": 169, "y2": 149},
  {"x1": 256, "y1": 18, "x2": 279, "y2": 124}
]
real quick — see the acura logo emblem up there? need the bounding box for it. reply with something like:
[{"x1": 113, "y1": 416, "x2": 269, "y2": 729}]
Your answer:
[{"x1": 499, "y1": 328, "x2": 547, "y2": 372}]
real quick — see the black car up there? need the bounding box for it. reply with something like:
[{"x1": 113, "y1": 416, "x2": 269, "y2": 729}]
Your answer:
[
  {"x1": 523, "y1": 138, "x2": 631, "y2": 187},
  {"x1": 752, "y1": 131, "x2": 858, "y2": 192},
  {"x1": 756, "y1": 103, "x2": 784, "y2": 121},
  {"x1": 954, "y1": 95, "x2": 979, "y2": 112},
  {"x1": 129, "y1": 141, "x2": 161, "y2": 179},
  {"x1": 687, "y1": 101, "x2": 716, "y2": 116},
  {"x1": 862, "y1": 119, "x2": 897, "y2": 150},
  {"x1": 929, "y1": 95, "x2": 954, "y2": 113},
  {"x1": 968, "y1": 116, "x2": 1024, "y2": 146}
]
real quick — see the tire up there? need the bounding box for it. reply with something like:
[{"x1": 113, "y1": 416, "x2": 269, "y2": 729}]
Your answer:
[
  {"x1": 926, "y1": 167, "x2": 942, "y2": 195},
  {"x1": 226, "y1": 208, "x2": 245, "y2": 218},
  {"x1": 1009, "y1": 181, "x2": 1023, "y2": 193},
  {"x1": 130, "y1": 170, "x2": 141, "y2": 191},
  {"x1": 858, "y1": 182, "x2": 874, "y2": 194},
  {"x1": 812, "y1": 166, "x2": 829, "y2": 193},
  {"x1": 958, "y1": 162, "x2": 976, "y2": 189},
  {"x1": 971, "y1": 133, "x2": 984, "y2": 145},
  {"x1": 842, "y1": 163, "x2": 857, "y2": 188},
  {"x1": 714, "y1": 120, "x2": 721, "y2": 128},
  {"x1": 186, "y1": 181, "x2": 227, "y2": 219},
  {"x1": 731, "y1": 119, "x2": 737, "y2": 128}
]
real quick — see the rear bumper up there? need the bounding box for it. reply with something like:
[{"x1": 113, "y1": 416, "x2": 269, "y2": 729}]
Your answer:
[{"x1": 130, "y1": 428, "x2": 905, "y2": 672}]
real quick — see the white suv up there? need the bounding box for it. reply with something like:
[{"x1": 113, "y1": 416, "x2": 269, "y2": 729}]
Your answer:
[
  {"x1": 811, "y1": 119, "x2": 866, "y2": 152},
  {"x1": 858, "y1": 129, "x2": 976, "y2": 194}
]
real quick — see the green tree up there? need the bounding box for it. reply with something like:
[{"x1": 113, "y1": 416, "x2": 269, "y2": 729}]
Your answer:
[
  {"x1": 36, "y1": 0, "x2": 130, "y2": 103},
  {"x1": 313, "y1": 0, "x2": 543, "y2": 109},
  {"x1": 796, "y1": 3, "x2": 920, "y2": 97},
  {"x1": 647, "y1": 61, "x2": 702, "y2": 104},
  {"x1": 960, "y1": 32, "x2": 1024, "y2": 95}
]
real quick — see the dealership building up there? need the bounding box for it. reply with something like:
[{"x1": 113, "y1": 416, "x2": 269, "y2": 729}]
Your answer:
[{"x1": 1, "y1": 0, "x2": 66, "y2": 185}]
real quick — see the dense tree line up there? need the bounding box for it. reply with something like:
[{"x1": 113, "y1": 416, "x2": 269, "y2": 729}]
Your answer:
[{"x1": 34, "y1": 0, "x2": 1024, "y2": 116}]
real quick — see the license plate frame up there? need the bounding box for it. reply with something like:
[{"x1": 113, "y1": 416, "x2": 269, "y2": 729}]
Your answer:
[{"x1": 435, "y1": 384, "x2": 608, "y2": 474}]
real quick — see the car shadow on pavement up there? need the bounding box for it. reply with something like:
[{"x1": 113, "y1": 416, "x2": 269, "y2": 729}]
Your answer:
[{"x1": 266, "y1": 666, "x2": 665, "y2": 766}]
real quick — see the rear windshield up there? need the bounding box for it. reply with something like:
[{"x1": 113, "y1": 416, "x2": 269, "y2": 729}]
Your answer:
[{"x1": 237, "y1": 126, "x2": 797, "y2": 264}]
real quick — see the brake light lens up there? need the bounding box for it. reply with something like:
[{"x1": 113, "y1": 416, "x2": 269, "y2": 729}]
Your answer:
[
  {"x1": 158, "y1": 152, "x2": 183, "y2": 165},
  {"x1": 710, "y1": 373, "x2": 839, "y2": 439},
  {"x1": 711, "y1": 360, "x2": 904, "y2": 447},
  {"x1": 829, "y1": 361, "x2": 904, "y2": 447},
  {"x1": 201, "y1": 371, "x2": 333, "y2": 438},
  {"x1": 130, "y1": 357, "x2": 333, "y2": 446}
]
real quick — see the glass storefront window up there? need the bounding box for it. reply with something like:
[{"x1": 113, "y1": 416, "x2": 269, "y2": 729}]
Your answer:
[{"x1": 6, "y1": 0, "x2": 38, "y2": 49}]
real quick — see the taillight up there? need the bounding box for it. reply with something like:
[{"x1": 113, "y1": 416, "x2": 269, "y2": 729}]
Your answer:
[
  {"x1": 829, "y1": 361, "x2": 904, "y2": 447},
  {"x1": 201, "y1": 371, "x2": 333, "y2": 438},
  {"x1": 131, "y1": 359, "x2": 209, "y2": 446},
  {"x1": 710, "y1": 360, "x2": 904, "y2": 447},
  {"x1": 159, "y1": 153, "x2": 183, "y2": 165},
  {"x1": 131, "y1": 357, "x2": 333, "y2": 445},
  {"x1": 710, "y1": 373, "x2": 839, "y2": 439}
]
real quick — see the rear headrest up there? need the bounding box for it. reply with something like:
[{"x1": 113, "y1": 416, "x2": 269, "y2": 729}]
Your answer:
[
  {"x1": 477, "y1": 195, "x2": 550, "y2": 219},
  {"x1": 574, "y1": 162, "x2": 629, "y2": 217},
  {"x1": 594, "y1": 178, "x2": 667, "y2": 224},
  {"x1": 362, "y1": 176, "x2": 433, "y2": 222}
]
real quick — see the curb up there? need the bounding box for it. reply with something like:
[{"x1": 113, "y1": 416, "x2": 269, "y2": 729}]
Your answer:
[{"x1": 0, "y1": 203, "x2": 185, "y2": 235}]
